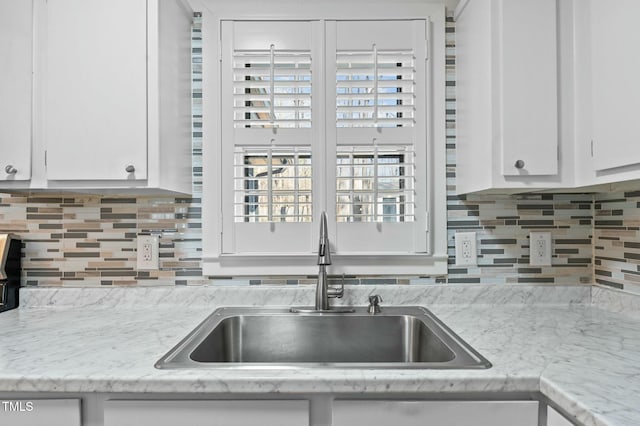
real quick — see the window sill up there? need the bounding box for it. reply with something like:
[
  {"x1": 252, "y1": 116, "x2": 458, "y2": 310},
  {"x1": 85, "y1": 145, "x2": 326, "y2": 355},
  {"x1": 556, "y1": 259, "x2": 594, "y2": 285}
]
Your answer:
[{"x1": 203, "y1": 253, "x2": 448, "y2": 277}]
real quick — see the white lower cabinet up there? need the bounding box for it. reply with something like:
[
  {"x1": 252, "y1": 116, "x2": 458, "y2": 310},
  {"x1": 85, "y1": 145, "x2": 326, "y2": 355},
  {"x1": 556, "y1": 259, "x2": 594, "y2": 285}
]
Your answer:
[
  {"x1": 104, "y1": 400, "x2": 309, "y2": 426},
  {"x1": 332, "y1": 400, "x2": 539, "y2": 426},
  {"x1": 547, "y1": 405, "x2": 574, "y2": 426},
  {"x1": 0, "y1": 399, "x2": 80, "y2": 426}
]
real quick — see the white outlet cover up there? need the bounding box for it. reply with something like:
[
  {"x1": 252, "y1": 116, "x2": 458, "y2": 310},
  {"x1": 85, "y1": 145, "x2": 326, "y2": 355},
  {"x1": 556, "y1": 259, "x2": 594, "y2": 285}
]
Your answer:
[
  {"x1": 455, "y1": 232, "x2": 477, "y2": 266},
  {"x1": 137, "y1": 235, "x2": 159, "y2": 270},
  {"x1": 529, "y1": 232, "x2": 552, "y2": 266}
]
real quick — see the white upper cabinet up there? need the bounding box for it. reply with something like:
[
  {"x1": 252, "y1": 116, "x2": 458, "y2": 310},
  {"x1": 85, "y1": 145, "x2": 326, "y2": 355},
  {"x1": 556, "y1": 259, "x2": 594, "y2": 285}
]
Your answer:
[
  {"x1": 0, "y1": 0, "x2": 32, "y2": 184},
  {"x1": 41, "y1": 0, "x2": 193, "y2": 194},
  {"x1": 455, "y1": 0, "x2": 563, "y2": 194},
  {"x1": 44, "y1": 0, "x2": 148, "y2": 181},
  {"x1": 458, "y1": 0, "x2": 640, "y2": 193},
  {"x1": 572, "y1": 0, "x2": 640, "y2": 189},
  {"x1": 590, "y1": 0, "x2": 640, "y2": 172},
  {"x1": 499, "y1": 0, "x2": 558, "y2": 177},
  {"x1": 0, "y1": 0, "x2": 193, "y2": 194}
]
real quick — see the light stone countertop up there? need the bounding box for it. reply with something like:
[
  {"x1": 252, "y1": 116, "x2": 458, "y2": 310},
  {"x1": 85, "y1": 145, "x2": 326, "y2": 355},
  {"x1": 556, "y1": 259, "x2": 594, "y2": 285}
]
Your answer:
[{"x1": 0, "y1": 284, "x2": 638, "y2": 426}]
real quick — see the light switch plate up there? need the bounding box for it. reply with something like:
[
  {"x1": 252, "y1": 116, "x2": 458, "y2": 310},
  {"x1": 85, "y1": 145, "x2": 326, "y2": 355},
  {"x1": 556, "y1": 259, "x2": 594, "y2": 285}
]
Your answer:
[
  {"x1": 529, "y1": 232, "x2": 552, "y2": 266},
  {"x1": 137, "y1": 235, "x2": 159, "y2": 270},
  {"x1": 455, "y1": 232, "x2": 477, "y2": 266}
]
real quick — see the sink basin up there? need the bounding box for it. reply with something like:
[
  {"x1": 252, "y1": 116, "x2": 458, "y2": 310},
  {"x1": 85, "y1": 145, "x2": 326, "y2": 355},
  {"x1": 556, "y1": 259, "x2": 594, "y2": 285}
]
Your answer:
[{"x1": 155, "y1": 307, "x2": 491, "y2": 369}]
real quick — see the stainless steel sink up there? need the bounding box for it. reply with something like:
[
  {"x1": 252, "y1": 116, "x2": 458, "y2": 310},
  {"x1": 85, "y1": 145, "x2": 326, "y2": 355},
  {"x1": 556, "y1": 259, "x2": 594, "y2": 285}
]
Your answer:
[{"x1": 155, "y1": 307, "x2": 491, "y2": 369}]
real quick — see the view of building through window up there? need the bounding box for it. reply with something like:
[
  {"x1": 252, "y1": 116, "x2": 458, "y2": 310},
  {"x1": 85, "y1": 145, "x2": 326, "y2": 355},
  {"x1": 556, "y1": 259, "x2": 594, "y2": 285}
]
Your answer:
[{"x1": 336, "y1": 148, "x2": 415, "y2": 223}]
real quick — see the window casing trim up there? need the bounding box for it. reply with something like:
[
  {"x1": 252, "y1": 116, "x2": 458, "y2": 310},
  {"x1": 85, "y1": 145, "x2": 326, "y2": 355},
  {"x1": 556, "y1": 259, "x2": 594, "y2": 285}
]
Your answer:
[{"x1": 202, "y1": 1, "x2": 448, "y2": 276}]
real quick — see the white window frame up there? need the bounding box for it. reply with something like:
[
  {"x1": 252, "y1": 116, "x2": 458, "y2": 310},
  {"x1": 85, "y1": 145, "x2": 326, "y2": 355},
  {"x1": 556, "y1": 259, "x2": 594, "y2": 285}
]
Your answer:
[{"x1": 201, "y1": 0, "x2": 448, "y2": 276}]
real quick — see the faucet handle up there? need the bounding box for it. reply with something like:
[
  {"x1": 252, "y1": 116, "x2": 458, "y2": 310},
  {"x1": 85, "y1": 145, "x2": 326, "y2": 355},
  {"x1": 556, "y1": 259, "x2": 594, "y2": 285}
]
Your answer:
[
  {"x1": 327, "y1": 282, "x2": 344, "y2": 299},
  {"x1": 368, "y1": 295, "x2": 383, "y2": 314}
]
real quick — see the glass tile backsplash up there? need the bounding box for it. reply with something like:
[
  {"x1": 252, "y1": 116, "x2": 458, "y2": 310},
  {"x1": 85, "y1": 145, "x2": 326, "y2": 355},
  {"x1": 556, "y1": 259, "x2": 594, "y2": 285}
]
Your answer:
[
  {"x1": 594, "y1": 191, "x2": 640, "y2": 293},
  {"x1": 0, "y1": 14, "x2": 637, "y2": 289}
]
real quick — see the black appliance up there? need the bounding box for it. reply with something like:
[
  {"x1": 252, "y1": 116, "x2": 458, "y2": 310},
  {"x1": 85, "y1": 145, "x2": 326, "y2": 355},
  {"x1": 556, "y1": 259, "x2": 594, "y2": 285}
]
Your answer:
[{"x1": 0, "y1": 234, "x2": 21, "y2": 313}]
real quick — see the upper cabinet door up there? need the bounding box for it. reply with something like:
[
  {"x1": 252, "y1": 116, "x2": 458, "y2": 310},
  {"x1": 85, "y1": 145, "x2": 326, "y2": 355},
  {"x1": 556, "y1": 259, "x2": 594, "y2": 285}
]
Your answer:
[
  {"x1": 44, "y1": 0, "x2": 148, "y2": 181},
  {"x1": 591, "y1": 0, "x2": 640, "y2": 171},
  {"x1": 499, "y1": 0, "x2": 558, "y2": 176},
  {"x1": 456, "y1": 0, "x2": 562, "y2": 194},
  {"x1": 0, "y1": 0, "x2": 32, "y2": 181}
]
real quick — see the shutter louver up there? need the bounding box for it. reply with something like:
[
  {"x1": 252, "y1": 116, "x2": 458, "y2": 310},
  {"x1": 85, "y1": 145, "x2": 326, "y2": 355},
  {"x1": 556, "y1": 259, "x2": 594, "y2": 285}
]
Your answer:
[
  {"x1": 233, "y1": 49, "x2": 312, "y2": 129},
  {"x1": 336, "y1": 49, "x2": 415, "y2": 128}
]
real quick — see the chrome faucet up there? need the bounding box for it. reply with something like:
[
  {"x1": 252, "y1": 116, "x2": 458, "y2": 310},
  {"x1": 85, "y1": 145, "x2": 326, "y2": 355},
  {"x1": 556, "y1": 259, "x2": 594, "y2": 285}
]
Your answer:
[
  {"x1": 316, "y1": 211, "x2": 339, "y2": 310},
  {"x1": 291, "y1": 212, "x2": 352, "y2": 313}
]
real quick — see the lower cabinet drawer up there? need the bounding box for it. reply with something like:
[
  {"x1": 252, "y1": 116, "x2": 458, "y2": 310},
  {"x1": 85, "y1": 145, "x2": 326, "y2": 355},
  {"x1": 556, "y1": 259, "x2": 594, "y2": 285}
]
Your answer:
[
  {"x1": 0, "y1": 399, "x2": 81, "y2": 426},
  {"x1": 332, "y1": 400, "x2": 539, "y2": 426},
  {"x1": 104, "y1": 400, "x2": 309, "y2": 426}
]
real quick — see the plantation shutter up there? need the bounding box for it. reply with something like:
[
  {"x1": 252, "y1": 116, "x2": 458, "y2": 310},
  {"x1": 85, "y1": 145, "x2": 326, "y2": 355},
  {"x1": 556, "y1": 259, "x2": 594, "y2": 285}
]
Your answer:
[
  {"x1": 221, "y1": 21, "x2": 321, "y2": 255},
  {"x1": 327, "y1": 20, "x2": 430, "y2": 254}
]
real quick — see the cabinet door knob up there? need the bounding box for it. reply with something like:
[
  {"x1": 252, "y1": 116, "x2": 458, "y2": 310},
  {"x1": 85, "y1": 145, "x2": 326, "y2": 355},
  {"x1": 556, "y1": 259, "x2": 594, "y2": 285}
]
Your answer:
[
  {"x1": 125, "y1": 165, "x2": 135, "y2": 173},
  {"x1": 4, "y1": 165, "x2": 17, "y2": 175},
  {"x1": 514, "y1": 160, "x2": 525, "y2": 169}
]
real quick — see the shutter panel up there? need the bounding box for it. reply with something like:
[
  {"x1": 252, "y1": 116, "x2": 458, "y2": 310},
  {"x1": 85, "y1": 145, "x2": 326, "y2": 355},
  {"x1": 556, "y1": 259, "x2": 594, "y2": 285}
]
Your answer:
[
  {"x1": 329, "y1": 20, "x2": 429, "y2": 254},
  {"x1": 221, "y1": 21, "x2": 318, "y2": 256}
]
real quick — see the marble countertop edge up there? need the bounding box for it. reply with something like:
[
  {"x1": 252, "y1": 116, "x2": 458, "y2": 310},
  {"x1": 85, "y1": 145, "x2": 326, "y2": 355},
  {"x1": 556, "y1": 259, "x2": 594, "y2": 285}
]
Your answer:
[
  {"x1": 540, "y1": 375, "x2": 613, "y2": 426},
  {"x1": 0, "y1": 372, "x2": 542, "y2": 395}
]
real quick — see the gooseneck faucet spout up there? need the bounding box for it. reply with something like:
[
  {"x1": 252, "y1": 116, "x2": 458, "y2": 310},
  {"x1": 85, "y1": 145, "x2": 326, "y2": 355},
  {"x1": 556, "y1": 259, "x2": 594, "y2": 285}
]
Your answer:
[
  {"x1": 318, "y1": 211, "x2": 331, "y2": 266},
  {"x1": 291, "y1": 212, "x2": 352, "y2": 313},
  {"x1": 316, "y1": 212, "x2": 332, "y2": 310}
]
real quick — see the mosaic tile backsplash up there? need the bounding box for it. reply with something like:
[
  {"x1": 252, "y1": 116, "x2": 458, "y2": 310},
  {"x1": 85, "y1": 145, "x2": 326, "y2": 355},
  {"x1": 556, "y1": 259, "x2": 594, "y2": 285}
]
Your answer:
[
  {"x1": 0, "y1": 14, "x2": 638, "y2": 290},
  {"x1": 594, "y1": 191, "x2": 640, "y2": 293}
]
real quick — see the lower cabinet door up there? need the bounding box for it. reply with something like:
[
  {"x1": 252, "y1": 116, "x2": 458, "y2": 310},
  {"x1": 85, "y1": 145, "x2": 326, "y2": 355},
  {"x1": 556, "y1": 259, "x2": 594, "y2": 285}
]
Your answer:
[
  {"x1": 332, "y1": 400, "x2": 538, "y2": 426},
  {"x1": 0, "y1": 399, "x2": 80, "y2": 426},
  {"x1": 104, "y1": 400, "x2": 309, "y2": 426},
  {"x1": 547, "y1": 405, "x2": 574, "y2": 426}
]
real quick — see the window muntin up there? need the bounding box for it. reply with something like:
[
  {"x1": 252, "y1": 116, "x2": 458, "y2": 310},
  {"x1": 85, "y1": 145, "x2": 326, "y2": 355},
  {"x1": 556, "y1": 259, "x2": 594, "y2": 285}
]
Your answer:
[
  {"x1": 336, "y1": 49, "x2": 415, "y2": 128},
  {"x1": 336, "y1": 146, "x2": 415, "y2": 223},
  {"x1": 234, "y1": 147, "x2": 312, "y2": 223},
  {"x1": 233, "y1": 49, "x2": 312, "y2": 129}
]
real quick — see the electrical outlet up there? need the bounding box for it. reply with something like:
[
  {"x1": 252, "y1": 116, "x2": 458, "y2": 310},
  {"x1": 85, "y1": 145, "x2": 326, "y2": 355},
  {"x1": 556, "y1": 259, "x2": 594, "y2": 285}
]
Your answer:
[
  {"x1": 137, "y1": 235, "x2": 159, "y2": 270},
  {"x1": 455, "y1": 232, "x2": 477, "y2": 266},
  {"x1": 530, "y1": 232, "x2": 552, "y2": 266}
]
